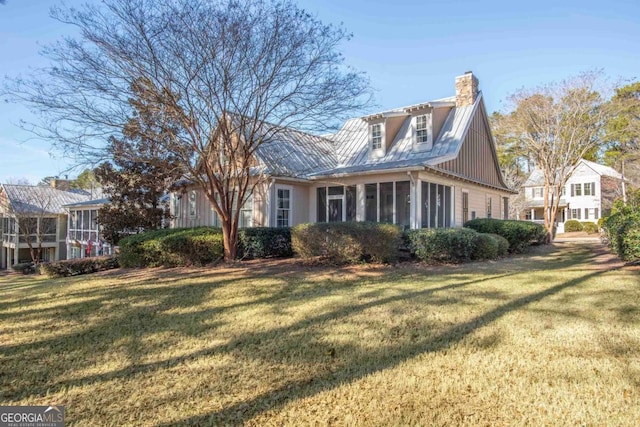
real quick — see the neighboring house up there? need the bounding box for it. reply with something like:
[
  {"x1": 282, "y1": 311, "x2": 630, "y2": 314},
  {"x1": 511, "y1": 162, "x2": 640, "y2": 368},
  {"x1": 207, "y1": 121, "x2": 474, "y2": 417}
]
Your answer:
[
  {"x1": 520, "y1": 159, "x2": 624, "y2": 233},
  {"x1": 63, "y1": 196, "x2": 113, "y2": 259},
  {"x1": 0, "y1": 183, "x2": 93, "y2": 268},
  {"x1": 172, "y1": 72, "x2": 515, "y2": 231}
]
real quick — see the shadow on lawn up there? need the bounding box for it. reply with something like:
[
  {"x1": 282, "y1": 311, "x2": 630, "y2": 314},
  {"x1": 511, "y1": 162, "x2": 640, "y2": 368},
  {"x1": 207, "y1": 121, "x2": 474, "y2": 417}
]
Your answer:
[
  {"x1": 159, "y1": 267, "x2": 613, "y2": 426},
  {"x1": 0, "y1": 243, "x2": 626, "y2": 425}
]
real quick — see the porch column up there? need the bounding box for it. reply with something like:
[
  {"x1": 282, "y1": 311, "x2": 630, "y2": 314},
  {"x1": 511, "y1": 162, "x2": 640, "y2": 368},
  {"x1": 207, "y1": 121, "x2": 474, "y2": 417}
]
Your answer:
[
  {"x1": 356, "y1": 183, "x2": 365, "y2": 222},
  {"x1": 530, "y1": 209, "x2": 535, "y2": 221},
  {"x1": 1, "y1": 246, "x2": 5, "y2": 269},
  {"x1": 13, "y1": 246, "x2": 19, "y2": 265}
]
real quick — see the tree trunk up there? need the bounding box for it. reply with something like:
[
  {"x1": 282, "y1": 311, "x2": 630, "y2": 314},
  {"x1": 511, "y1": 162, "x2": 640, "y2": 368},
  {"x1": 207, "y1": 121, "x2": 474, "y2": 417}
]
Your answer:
[{"x1": 221, "y1": 221, "x2": 238, "y2": 262}]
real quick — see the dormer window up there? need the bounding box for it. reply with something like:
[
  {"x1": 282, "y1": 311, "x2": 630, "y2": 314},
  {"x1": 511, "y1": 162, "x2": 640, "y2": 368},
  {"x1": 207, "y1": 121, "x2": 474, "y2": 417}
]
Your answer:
[
  {"x1": 370, "y1": 123, "x2": 382, "y2": 150},
  {"x1": 416, "y1": 115, "x2": 429, "y2": 144},
  {"x1": 412, "y1": 113, "x2": 433, "y2": 151}
]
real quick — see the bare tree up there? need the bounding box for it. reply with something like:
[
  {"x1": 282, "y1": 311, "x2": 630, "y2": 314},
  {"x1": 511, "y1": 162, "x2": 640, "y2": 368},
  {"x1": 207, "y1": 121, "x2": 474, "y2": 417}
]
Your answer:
[
  {"x1": 500, "y1": 72, "x2": 608, "y2": 241},
  {"x1": 4, "y1": 0, "x2": 370, "y2": 261}
]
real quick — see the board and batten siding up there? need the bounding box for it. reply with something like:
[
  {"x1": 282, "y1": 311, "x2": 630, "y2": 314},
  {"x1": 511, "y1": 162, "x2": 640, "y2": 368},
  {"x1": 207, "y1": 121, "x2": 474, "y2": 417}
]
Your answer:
[{"x1": 438, "y1": 106, "x2": 503, "y2": 188}]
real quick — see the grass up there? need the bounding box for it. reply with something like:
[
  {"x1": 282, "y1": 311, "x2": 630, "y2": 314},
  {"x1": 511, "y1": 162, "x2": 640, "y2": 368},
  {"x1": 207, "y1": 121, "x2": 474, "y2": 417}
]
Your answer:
[{"x1": 1, "y1": 242, "x2": 639, "y2": 426}]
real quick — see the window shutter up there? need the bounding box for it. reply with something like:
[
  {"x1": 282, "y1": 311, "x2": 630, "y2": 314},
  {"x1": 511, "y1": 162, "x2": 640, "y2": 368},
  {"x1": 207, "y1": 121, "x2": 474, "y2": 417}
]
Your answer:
[
  {"x1": 584, "y1": 208, "x2": 588, "y2": 220},
  {"x1": 595, "y1": 208, "x2": 599, "y2": 219},
  {"x1": 592, "y1": 182, "x2": 596, "y2": 196},
  {"x1": 570, "y1": 184, "x2": 574, "y2": 197},
  {"x1": 531, "y1": 188, "x2": 535, "y2": 198}
]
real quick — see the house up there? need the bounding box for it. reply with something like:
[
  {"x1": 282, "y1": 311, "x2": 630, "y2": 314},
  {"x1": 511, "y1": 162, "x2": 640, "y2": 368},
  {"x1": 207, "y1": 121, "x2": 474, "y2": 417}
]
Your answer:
[
  {"x1": 520, "y1": 159, "x2": 624, "y2": 233},
  {"x1": 0, "y1": 183, "x2": 93, "y2": 268},
  {"x1": 171, "y1": 71, "x2": 515, "y2": 231},
  {"x1": 63, "y1": 196, "x2": 113, "y2": 259}
]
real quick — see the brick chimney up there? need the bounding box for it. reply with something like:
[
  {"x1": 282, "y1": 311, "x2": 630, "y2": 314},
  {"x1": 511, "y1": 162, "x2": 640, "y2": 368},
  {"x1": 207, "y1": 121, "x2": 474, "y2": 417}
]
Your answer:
[{"x1": 455, "y1": 71, "x2": 479, "y2": 107}]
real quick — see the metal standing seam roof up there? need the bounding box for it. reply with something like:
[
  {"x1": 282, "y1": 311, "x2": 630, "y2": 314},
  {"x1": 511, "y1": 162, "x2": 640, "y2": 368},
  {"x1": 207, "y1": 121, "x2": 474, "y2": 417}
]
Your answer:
[
  {"x1": 1, "y1": 184, "x2": 96, "y2": 215},
  {"x1": 254, "y1": 125, "x2": 339, "y2": 177},
  {"x1": 306, "y1": 96, "x2": 479, "y2": 178}
]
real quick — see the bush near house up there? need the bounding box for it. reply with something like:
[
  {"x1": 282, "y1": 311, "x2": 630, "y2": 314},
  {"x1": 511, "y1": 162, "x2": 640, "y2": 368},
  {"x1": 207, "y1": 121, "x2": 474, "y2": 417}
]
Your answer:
[
  {"x1": 473, "y1": 233, "x2": 510, "y2": 260},
  {"x1": 464, "y1": 218, "x2": 546, "y2": 253},
  {"x1": 603, "y1": 210, "x2": 640, "y2": 262},
  {"x1": 238, "y1": 227, "x2": 293, "y2": 259},
  {"x1": 292, "y1": 222, "x2": 402, "y2": 264},
  {"x1": 564, "y1": 220, "x2": 584, "y2": 233},
  {"x1": 406, "y1": 228, "x2": 478, "y2": 263},
  {"x1": 118, "y1": 227, "x2": 224, "y2": 267},
  {"x1": 581, "y1": 222, "x2": 599, "y2": 234},
  {"x1": 39, "y1": 256, "x2": 119, "y2": 278},
  {"x1": 406, "y1": 228, "x2": 507, "y2": 263}
]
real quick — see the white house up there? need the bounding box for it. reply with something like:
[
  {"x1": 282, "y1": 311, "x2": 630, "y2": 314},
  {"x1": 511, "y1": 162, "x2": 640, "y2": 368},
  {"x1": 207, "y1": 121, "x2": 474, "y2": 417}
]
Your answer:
[{"x1": 520, "y1": 159, "x2": 623, "y2": 233}]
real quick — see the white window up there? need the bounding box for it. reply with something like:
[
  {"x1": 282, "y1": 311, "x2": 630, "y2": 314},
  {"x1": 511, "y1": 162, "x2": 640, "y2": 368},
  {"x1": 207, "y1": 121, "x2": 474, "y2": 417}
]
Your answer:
[
  {"x1": 189, "y1": 191, "x2": 197, "y2": 218},
  {"x1": 276, "y1": 186, "x2": 291, "y2": 227},
  {"x1": 370, "y1": 123, "x2": 382, "y2": 150},
  {"x1": 570, "y1": 208, "x2": 581, "y2": 220},
  {"x1": 532, "y1": 187, "x2": 543, "y2": 198},
  {"x1": 239, "y1": 193, "x2": 253, "y2": 228},
  {"x1": 416, "y1": 115, "x2": 429, "y2": 144},
  {"x1": 173, "y1": 194, "x2": 181, "y2": 218},
  {"x1": 571, "y1": 183, "x2": 582, "y2": 197},
  {"x1": 583, "y1": 182, "x2": 595, "y2": 196}
]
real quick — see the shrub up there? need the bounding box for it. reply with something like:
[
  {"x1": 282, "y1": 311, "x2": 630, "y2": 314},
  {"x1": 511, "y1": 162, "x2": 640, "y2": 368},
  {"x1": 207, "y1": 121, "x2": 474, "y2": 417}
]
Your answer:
[
  {"x1": 291, "y1": 222, "x2": 401, "y2": 264},
  {"x1": 564, "y1": 220, "x2": 584, "y2": 233},
  {"x1": 11, "y1": 262, "x2": 35, "y2": 274},
  {"x1": 238, "y1": 227, "x2": 292, "y2": 259},
  {"x1": 604, "y1": 211, "x2": 640, "y2": 262},
  {"x1": 464, "y1": 218, "x2": 546, "y2": 253},
  {"x1": 406, "y1": 228, "x2": 478, "y2": 263},
  {"x1": 39, "y1": 256, "x2": 119, "y2": 278},
  {"x1": 597, "y1": 217, "x2": 606, "y2": 229},
  {"x1": 581, "y1": 221, "x2": 599, "y2": 234},
  {"x1": 472, "y1": 233, "x2": 509, "y2": 260},
  {"x1": 118, "y1": 227, "x2": 224, "y2": 267}
]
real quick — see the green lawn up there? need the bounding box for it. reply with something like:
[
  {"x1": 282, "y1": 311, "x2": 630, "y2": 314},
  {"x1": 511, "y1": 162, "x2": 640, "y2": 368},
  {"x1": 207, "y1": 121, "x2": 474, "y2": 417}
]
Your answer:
[{"x1": 1, "y1": 243, "x2": 639, "y2": 426}]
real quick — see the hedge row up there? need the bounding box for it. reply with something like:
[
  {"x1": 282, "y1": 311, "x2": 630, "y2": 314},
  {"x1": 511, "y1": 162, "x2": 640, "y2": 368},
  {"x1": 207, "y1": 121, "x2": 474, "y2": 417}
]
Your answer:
[
  {"x1": 406, "y1": 228, "x2": 509, "y2": 264},
  {"x1": 238, "y1": 227, "x2": 293, "y2": 259},
  {"x1": 117, "y1": 226, "x2": 293, "y2": 267},
  {"x1": 118, "y1": 227, "x2": 224, "y2": 267},
  {"x1": 464, "y1": 218, "x2": 546, "y2": 253},
  {"x1": 291, "y1": 222, "x2": 402, "y2": 264},
  {"x1": 115, "y1": 220, "x2": 545, "y2": 268},
  {"x1": 39, "y1": 256, "x2": 120, "y2": 278}
]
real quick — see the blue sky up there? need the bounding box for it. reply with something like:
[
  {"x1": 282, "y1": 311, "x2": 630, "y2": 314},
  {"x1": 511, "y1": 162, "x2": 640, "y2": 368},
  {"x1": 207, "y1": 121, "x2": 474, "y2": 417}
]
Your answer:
[{"x1": 1, "y1": 0, "x2": 639, "y2": 183}]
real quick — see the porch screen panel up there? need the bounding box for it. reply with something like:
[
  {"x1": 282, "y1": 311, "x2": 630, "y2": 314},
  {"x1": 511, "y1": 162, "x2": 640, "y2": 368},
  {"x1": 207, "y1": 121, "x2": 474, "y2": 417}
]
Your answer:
[
  {"x1": 316, "y1": 187, "x2": 327, "y2": 222},
  {"x1": 422, "y1": 181, "x2": 452, "y2": 228},
  {"x1": 430, "y1": 183, "x2": 438, "y2": 228},
  {"x1": 346, "y1": 186, "x2": 357, "y2": 221},
  {"x1": 443, "y1": 186, "x2": 451, "y2": 227},
  {"x1": 365, "y1": 184, "x2": 377, "y2": 222},
  {"x1": 421, "y1": 181, "x2": 429, "y2": 228},
  {"x1": 395, "y1": 181, "x2": 410, "y2": 228},
  {"x1": 379, "y1": 182, "x2": 394, "y2": 223}
]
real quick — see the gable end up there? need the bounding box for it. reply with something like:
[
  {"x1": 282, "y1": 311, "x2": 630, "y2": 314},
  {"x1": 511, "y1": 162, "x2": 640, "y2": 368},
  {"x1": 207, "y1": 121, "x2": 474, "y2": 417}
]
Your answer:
[{"x1": 437, "y1": 101, "x2": 507, "y2": 189}]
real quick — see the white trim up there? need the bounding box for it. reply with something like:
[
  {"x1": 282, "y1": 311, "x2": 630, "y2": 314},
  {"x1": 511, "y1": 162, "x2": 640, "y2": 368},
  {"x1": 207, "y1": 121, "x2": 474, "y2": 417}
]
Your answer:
[{"x1": 274, "y1": 184, "x2": 293, "y2": 227}]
